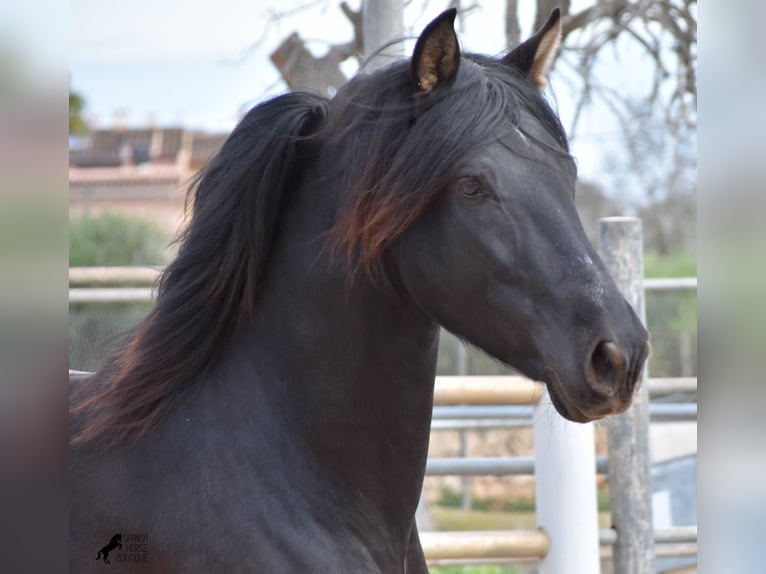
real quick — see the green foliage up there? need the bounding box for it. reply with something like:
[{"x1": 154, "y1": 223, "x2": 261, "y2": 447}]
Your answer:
[
  {"x1": 437, "y1": 484, "x2": 609, "y2": 514},
  {"x1": 69, "y1": 302, "x2": 154, "y2": 371},
  {"x1": 643, "y1": 249, "x2": 697, "y2": 278},
  {"x1": 436, "y1": 330, "x2": 518, "y2": 377},
  {"x1": 436, "y1": 486, "x2": 464, "y2": 508},
  {"x1": 69, "y1": 88, "x2": 88, "y2": 135},
  {"x1": 69, "y1": 212, "x2": 169, "y2": 370},
  {"x1": 435, "y1": 486, "x2": 492, "y2": 511},
  {"x1": 435, "y1": 486, "x2": 534, "y2": 513},
  {"x1": 430, "y1": 565, "x2": 522, "y2": 574},
  {"x1": 502, "y1": 498, "x2": 535, "y2": 513},
  {"x1": 643, "y1": 250, "x2": 697, "y2": 376},
  {"x1": 432, "y1": 505, "x2": 611, "y2": 532},
  {"x1": 597, "y1": 489, "x2": 611, "y2": 512},
  {"x1": 69, "y1": 212, "x2": 169, "y2": 267},
  {"x1": 431, "y1": 506, "x2": 536, "y2": 531}
]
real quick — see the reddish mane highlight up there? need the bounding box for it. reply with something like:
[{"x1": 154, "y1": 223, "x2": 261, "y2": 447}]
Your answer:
[{"x1": 331, "y1": 186, "x2": 436, "y2": 278}]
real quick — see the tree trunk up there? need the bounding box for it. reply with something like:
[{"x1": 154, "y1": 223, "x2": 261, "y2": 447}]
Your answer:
[
  {"x1": 362, "y1": 0, "x2": 404, "y2": 70},
  {"x1": 506, "y1": 0, "x2": 521, "y2": 48},
  {"x1": 270, "y1": 33, "x2": 349, "y2": 96}
]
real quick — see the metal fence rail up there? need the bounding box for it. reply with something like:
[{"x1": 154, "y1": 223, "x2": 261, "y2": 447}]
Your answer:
[
  {"x1": 426, "y1": 456, "x2": 610, "y2": 476},
  {"x1": 431, "y1": 376, "x2": 696, "y2": 406},
  {"x1": 433, "y1": 376, "x2": 543, "y2": 405},
  {"x1": 69, "y1": 267, "x2": 699, "y2": 292},
  {"x1": 419, "y1": 527, "x2": 697, "y2": 561},
  {"x1": 643, "y1": 277, "x2": 697, "y2": 291},
  {"x1": 69, "y1": 266, "x2": 161, "y2": 285},
  {"x1": 69, "y1": 287, "x2": 154, "y2": 303},
  {"x1": 68, "y1": 283, "x2": 702, "y2": 303},
  {"x1": 420, "y1": 530, "x2": 550, "y2": 560},
  {"x1": 431, "y1": 403, "x2": 697, "y2": 424}
]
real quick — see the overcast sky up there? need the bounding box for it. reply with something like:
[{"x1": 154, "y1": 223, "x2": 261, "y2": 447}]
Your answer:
[
  {"x1": 69, "y1": 0, "x2": 657, "y2": 195},
  {"x1": 70, "y1": 0, "x2": 534, "y2": 128}
]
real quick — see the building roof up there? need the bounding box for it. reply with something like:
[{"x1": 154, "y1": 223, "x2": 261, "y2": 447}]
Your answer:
[
  {"x1": 69, "y1": 127, "x2": 228, "y2": 171},
  {"x1": 189, "y1": 133, "x2": 227, "y2": 165}
]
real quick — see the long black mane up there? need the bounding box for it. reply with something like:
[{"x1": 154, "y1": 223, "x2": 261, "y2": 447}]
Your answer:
[
  {"x1": 72, "y1": 53, "x2": 569, "y2": 446},
  {"x1": 72, "y1": 93, "x2": 328, "y2": 445}
]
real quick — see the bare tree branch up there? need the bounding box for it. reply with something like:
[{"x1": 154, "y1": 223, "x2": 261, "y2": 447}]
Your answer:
[
  {"x1": 556, "y1": 0, "x2": 696, "y2": 138},
  {"x1": 339, "y1": 1, "x2": 364, "y2": 56},
  {"x1": 534, "y1": 0, "x2": 564, "y2": 32},
  {"x1": 225, "y1": 0, "x2": 329, "y2": 65},
  {"x1": 268, "y1": 1, "x2": 363, "y2": 97},
  {"x1": 261, "y1": 0, "x2": 697, "y2": 203},
  {"x1": 505, "y1": 0, "x2": 521, "y2": 48}
]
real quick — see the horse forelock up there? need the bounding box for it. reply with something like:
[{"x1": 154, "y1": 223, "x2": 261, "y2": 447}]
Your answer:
[{"x1": 328, "y1": 54, "x2": 569, "y2": 279}]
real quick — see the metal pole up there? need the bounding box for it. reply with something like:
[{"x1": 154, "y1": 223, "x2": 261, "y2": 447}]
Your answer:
[
  {"x1": 420, "y1": 529, "x2": 550, "y2": 560},
  {"x1": 534, "y1": 389, "x2": 601, "y2": 574},
  {"x1": 362, "y1": 0, "x2": 404, "y2": 71},
  {"x1": 599, "y1": 216, "x2": 655, "y2": 574},
  {"x1": 433, "y1": 376, "x2": 543, "y2": 404}
]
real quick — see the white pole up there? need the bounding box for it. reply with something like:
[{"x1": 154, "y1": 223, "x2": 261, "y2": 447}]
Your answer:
[{"x1": 534, "y1": 389, "x2": 601, "y2": 574}]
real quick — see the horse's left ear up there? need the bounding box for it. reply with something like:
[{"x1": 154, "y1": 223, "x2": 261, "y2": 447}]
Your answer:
[
  {"x1": 411, "y1": 8, "x2": 460, "y2": 95},
  {"x1": 503, "y1": 8, "x2": 562, "y2": 90}
]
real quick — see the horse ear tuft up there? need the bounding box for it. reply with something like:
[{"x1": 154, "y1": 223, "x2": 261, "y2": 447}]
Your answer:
[
  {"x1": 503, "y1": 8, "x2": 562, "y2": 90},
  {"x1": 411, "y1": 8, "x2": 460, "y2": 95}
]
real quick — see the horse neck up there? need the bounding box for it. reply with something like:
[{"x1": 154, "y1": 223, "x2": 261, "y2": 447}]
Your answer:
[{"x1": 227, "y1": 172, "x2": 440, "y2": 531}]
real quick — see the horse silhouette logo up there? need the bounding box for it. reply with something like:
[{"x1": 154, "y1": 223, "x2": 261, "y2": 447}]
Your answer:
[{"x1": 96, "y1": 534, "x2": 122, "y2": 564}]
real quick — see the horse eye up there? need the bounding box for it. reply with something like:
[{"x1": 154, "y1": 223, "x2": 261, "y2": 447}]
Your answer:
[{"x1": 458, "y1": 176, "x2": 484, "y2": 198}]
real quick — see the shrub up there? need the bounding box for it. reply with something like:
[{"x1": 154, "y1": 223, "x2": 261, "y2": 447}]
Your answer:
[
  {"x1": 69, "y1": 211, "x2": 169, "y2": 267},
  {"x1": 69, "y1": 212, "x2": 170, "y2": 370}
]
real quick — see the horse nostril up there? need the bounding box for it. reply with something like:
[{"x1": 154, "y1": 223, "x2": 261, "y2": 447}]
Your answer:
[{"x1": 588, "y1": 341, "x2": 626, "y2": 396}]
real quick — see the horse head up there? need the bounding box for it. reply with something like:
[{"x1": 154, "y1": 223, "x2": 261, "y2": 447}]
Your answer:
[{"x1": 389, "y1": 9, "x2": 650, "y2": 422}]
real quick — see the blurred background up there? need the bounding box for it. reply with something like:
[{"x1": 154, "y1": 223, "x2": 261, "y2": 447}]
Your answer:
[{"x1": 66, "y1": 1, "x2": 697, "y2": 572}]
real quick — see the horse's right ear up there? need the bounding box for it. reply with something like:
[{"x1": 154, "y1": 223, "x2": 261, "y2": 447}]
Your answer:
[{"x1": 411, "y1": 8, "x2": 460, "y2": 95}]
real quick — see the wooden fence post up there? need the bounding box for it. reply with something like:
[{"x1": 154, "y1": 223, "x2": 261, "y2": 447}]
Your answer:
[{"x1": 599, "y1": 216, "x2": 655, "y2": 574}]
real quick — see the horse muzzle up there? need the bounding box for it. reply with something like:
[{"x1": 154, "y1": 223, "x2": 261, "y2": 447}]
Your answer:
[{"x1": 545, "y1": 337, "x2": 651, "y2": 423}]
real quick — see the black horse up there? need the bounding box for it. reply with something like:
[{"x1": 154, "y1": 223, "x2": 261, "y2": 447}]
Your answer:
[
  {"x1": 70, "y1": 8, "x2": 649, "y2": 573},
  {"x1": 96, "y1": 534, "x2": 122, "y2": 564}
]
